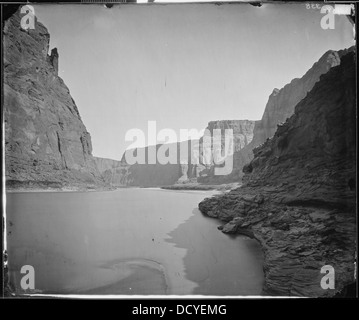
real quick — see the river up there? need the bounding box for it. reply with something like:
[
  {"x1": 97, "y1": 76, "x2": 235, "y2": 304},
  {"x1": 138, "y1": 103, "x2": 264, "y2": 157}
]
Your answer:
[{"x1": 6, "y1": 188, "x2": 264, "y2": 296}]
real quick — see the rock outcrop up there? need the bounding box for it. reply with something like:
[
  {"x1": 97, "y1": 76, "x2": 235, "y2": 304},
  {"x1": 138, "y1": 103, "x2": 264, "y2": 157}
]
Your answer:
[
  {"x1": 4, "y1": 10, "x2": 105, "y2": 190},
  {"x1": 93, "y1": 157, "x2": 130, "y2": 187},
  {"x1": 197, "y1": 120, "x2": 255, "y2": 184},
  {"x1": 94, "y1": 144, "x2": 186, "y2": 188},
  {"x1": 205, "y1": 120, "x2": 255, "y2": 152},
  {"x1": 119, "y1": 141, "x2": 197, "y2": 187},
  {"x1": 199, "y1": 49, "x2": 356, "y2": 297}
]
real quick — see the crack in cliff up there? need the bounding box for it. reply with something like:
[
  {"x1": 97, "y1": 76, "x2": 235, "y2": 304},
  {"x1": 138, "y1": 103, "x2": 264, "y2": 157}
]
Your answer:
[{"x1": 56, "y1": 131, "x2": 67, "y2": 169}]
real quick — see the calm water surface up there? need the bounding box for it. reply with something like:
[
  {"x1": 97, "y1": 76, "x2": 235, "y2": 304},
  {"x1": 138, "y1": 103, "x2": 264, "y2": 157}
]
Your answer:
[{"x1": 6, "y1": 188, "x2": 264, "y2": 295}]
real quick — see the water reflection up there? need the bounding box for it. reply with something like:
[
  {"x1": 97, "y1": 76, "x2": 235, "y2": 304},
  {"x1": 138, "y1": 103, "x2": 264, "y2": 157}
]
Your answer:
[{"x1": 167, "y1": 209, "x2": 264, "y2": 295}]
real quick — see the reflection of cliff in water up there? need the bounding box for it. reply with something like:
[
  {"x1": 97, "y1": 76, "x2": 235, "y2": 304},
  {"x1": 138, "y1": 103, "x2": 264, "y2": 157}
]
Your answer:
[{"x1": 166, "y1": 208, "x2": 264, "y2": 295}]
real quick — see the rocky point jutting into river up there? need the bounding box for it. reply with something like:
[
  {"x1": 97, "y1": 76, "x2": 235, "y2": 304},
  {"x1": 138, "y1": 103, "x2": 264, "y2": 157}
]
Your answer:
[{"x1": 199, "y1": 48, "x2": 356, "y2": 297}]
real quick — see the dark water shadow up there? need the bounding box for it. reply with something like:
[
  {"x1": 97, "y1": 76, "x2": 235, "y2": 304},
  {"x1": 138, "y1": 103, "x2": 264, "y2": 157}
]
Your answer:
[{"x1": 166, "y1": 208, "x2": 264, "y2": 296}]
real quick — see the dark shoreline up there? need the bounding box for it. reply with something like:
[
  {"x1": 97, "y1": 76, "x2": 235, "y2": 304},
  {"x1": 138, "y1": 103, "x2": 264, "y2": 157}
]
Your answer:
[
  {"x1": 5, "y1": 181, "x2": 240, "y2": 193},
  {"x1": 161, "y1": 183, "x2": 240, "y2": 191}
]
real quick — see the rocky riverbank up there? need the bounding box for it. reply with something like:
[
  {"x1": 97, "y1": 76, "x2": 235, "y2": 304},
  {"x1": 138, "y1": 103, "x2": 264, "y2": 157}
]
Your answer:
[
  {"x1": 161, "y1": 182, "x2": 240, "y2": 191},
  {"x1": 199, "y1": 49, "x2": 356, "y2": 297}
]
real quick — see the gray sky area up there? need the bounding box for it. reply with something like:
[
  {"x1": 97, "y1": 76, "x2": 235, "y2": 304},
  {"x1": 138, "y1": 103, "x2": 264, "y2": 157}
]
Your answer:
[{"x1": 33, "y1": 3, "x2": 354, "y2": 160}]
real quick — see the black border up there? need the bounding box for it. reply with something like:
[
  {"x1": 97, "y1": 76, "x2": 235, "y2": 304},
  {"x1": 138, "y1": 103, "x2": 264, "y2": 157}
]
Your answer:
[{"x1": 1, "y1": 1, "x2": 358, "y2": 309}]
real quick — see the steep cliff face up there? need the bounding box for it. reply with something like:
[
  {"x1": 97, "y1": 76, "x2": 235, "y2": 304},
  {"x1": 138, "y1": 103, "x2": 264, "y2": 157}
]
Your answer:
[
  {"x1": 4, "y1": 11, "x2": 104, "y2": 189},
  {"x1": 103, "y1": 50, "x2": 348, "y2": 188},
  {"x1": 250, "y1": 48, "x2": 352, "y2": 148},
  {"x1": 199, "y1": 50, "x2": 356, "y2": 297},
  {"x1": 120, "y1": 142, "x2": 194, "y2": 187},
  {"x1": 197, "y1": 120, "x2": 255, "y2": 183},
  {"x1": 93, "y1": 157, "x2": 130, "y2": 187},
  {"x1": 205, "y1": 120, "x2": 255, "y2": 152},
  {"x1": 206, "y1": 48, "x2": 353, "y2": 184}
]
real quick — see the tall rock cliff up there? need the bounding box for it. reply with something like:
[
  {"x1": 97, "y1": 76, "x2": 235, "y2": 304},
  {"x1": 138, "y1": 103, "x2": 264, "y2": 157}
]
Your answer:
[
  {"x1": 206, "y1": 48, "x2": 354, "y2": 184},
  {"x1": 4, "y1": 10, "x2": 104, "y2": 189},
  {"x1": 198, "y1": 50, "x2": 356, "y2": 297},
  {"x1": 197, "y1": 120, "x2": 255, "y2": 183},
  {"x1": 103, "y1": 49, "x2": 349, "y2": 188},
  {"x1": 205, "y1": 120, "x2": 255, "y2": 152},
  {"x1": 93, "y1": 157, "x2": 130, "y2": 187},
  {"x1": 94, "y1": 120, "x2": 255, "y2": 187},
  {"x1": 251, "y1": 49, "x2": 344, "y2": 147},
  {"x1": 119, "y1": 142, "x2": 196, "y2": 187},
  {"x1": 95, "y1": 144, "x2": 187, "y2": 188}
]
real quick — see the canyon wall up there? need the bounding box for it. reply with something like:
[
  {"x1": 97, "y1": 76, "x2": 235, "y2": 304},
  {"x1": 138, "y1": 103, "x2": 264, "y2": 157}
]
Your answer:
[
  {"x1": 94, "y1": 120, "x2": 255, "y2": 187},
  {"x1": 205, "y1": 120, "x2": 255, "y2": 152},
  {"x1": 4, "y1": 11, "x2": 105, "y2": 190},
  {"x1": 103, "y1": 48, "x2": 349, "y2": 188},
  {"x1": 198, "y1": 49, "x2": 356, "y2": 297},
  {"x1": 96, "y1": 141, "x2": 198, "y2": 187},
  {"x1": 97, "y1": 46, "x2": 351, "y2": 190},
  {"x1": 203, "y1": 48, "x2": 353, "y2": 184},
  {"x1": 196, "y1": 120, "x2": 255, "y2": 184},
  {"x1": 93, "y1": 157, "x2": 130, "y2": 187}
]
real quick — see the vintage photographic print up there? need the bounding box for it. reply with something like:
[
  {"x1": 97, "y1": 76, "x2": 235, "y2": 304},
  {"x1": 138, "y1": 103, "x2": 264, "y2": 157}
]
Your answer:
[{"x1": 2, "y1": 1, "x2": 357, "y2": 299}]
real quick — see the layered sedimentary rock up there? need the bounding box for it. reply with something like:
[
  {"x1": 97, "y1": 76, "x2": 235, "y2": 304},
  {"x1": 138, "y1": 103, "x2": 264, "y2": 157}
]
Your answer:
[
  {"x1": 93, "y1": 157, "x2": 130, "y2": 187},
  {"x1": 197, "y1": 120, "x2": 255, "y2": 184},
  {"x1": 205, "y1": 48, "x2": 352, "y2": 183},
  {"x1": 199, "y1": 50, "x2": 356, "y2": 297},
  {"x1": 4, "y1": 11, "x2": 105, "y2": 189},
  {"x1": 205, "y1": 120, "x2": 255, "y2": 152}
]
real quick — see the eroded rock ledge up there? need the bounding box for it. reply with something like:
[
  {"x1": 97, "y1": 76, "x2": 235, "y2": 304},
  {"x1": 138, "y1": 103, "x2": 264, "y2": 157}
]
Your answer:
[{"x1": 199, "y1": 49, "x2": 356, "y2": 297}]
